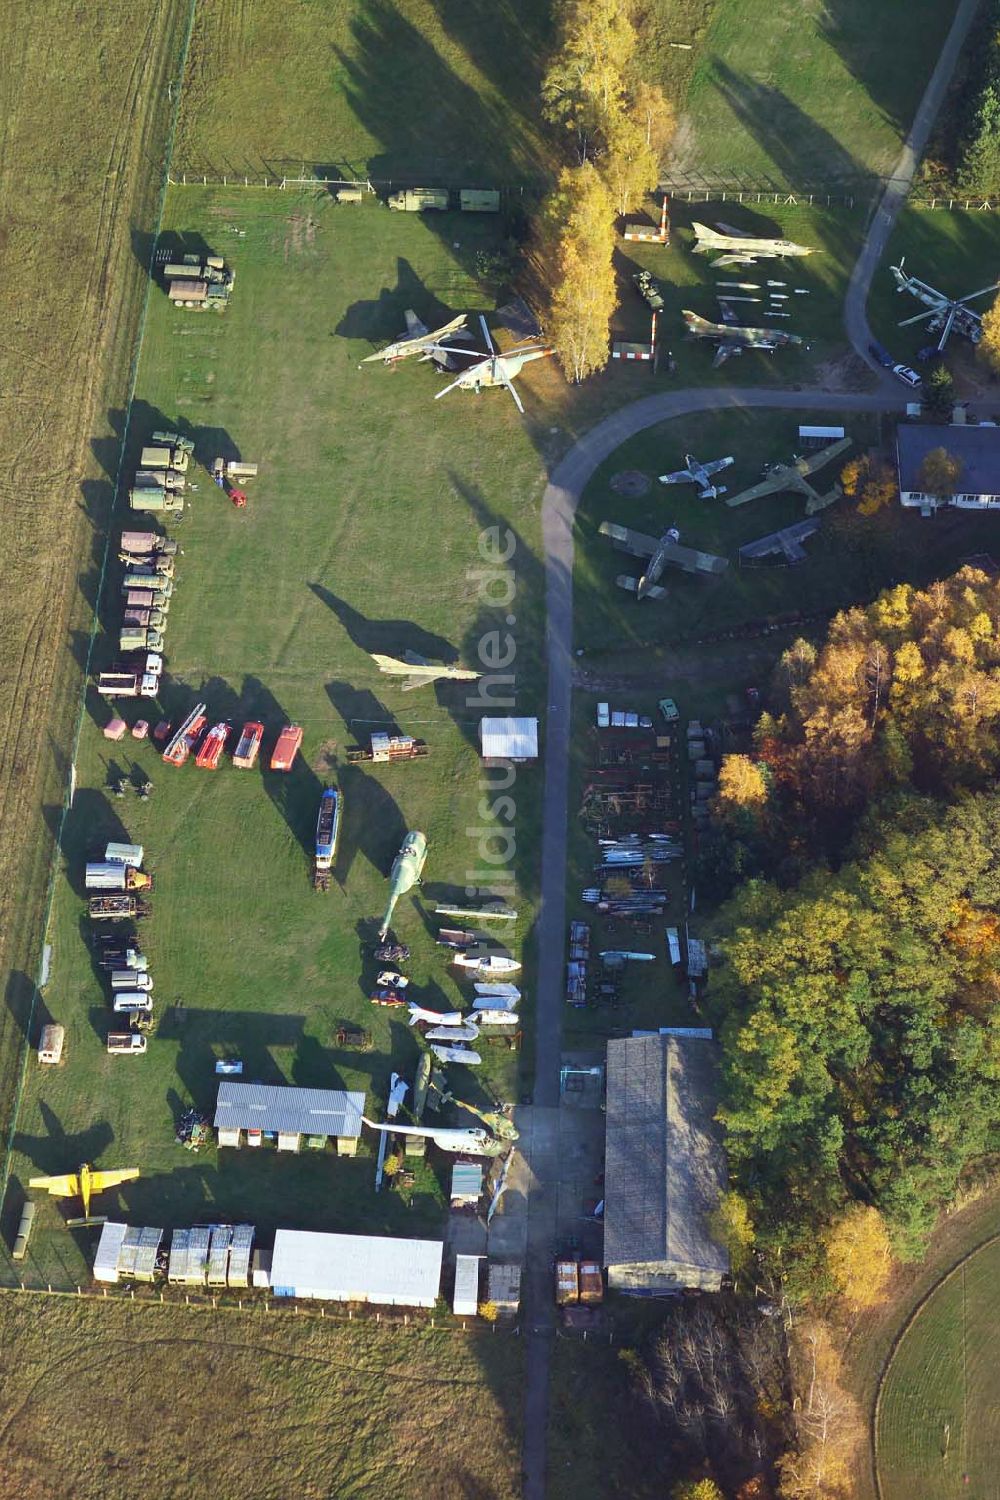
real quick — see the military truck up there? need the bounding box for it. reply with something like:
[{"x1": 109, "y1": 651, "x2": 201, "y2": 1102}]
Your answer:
[
  {"x1": 97, "y1": 656, "x2": 162, "y2": 699},
  {"x1": 119, "y1": 626, "x2": 165, "y2": 654},
  {"x1": 387, "y1": 187, "x2": 449, "y2": 212},
  {"x1": 141, "y1": 441, "x2": 190, "y2": 474},
  {"x1": 89, "y1": 894, "x2": 151, "y2": 921},
  {"x1": 122, "y1": 606, "x2": 167, "y2": 631},
  {"x1": 161, "y1": 254, "x2": 235, "y2": 311},
  {"x1": 633, "y1": 269, "x2": 665, "y2": 312},
  {"x1": 129, "y1": 486, "x2": 184, "y2": 515},
  {"x1": 122, "y1": 566, "x2": 174, "y2": 596},
  {"x1": 459, "y1": 189, "x2": 500, "y2": 213}
]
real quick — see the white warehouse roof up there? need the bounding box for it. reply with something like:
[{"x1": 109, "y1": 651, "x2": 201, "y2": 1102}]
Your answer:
[
  {"x1": 270, "y1": 1229, "x2": 443, "y2": 1307},
  {"x1": 214, "y1": 1082, "x2": 365, "y2": 1138},
  {"x1": 479, "y1": 716, "x2": 538, "y2": 760}
]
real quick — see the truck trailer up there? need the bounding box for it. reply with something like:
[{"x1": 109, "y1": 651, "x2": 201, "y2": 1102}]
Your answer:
[
  {"x1": 85, "y1": 863, "x2": 152, "y2": 892},
  {"x1": 346, "y1": 733, "x2": 428, "y2": 764},
  {"x1": 387, "y1": 187, "x2": 449, "y2": 212}
]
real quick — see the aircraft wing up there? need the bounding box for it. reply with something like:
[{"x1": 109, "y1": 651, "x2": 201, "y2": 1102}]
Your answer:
[
  {"x1": 90, "y1": 1168, "x2": 140, "y2": 1193},
  {"x1": 28, "y1": 1173, "x2": 79, "y2": 1198},
  {"x1": 712, "y1": 341, "x2": 742, "y2": 368},
  {"x1": 658, "y1": 468, "x2": 694, "y2": 485},
  {"x1": 710, "y1": 253, "x2": 757, "y2": 268},
  {"x1": 797, "y1": 437, "x2": 852, "y2": 475},
  {"x1": 660, "y1": 540, "x2": 729, "y2": 576},
  {"x1": 703, "y1": 457, "x2": 735, "y2": 477},
  {"x1": 598, "y1": 522, "x2": 659, "y2": 558},
  {"x1": 725, "y1": 473, "x2": 789, "y2": 508},
  {"x1": 426, "y1": 314, "x2": 472, "y2": 343},
  {"x1": 403, "y1": 309, "x2": 429, "y2": 337}
]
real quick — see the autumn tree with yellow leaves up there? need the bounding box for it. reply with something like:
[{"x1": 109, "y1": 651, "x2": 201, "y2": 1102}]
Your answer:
[
  {"x1": 918, "y1": 445, "x2": 963, "y2": 500},
  {"x1": 822, "y1": 1205, "x2": 893, "y2": 1308},
  {"x1": 779, "y1": 1320, "x2": 862, "y2": 1500},
  {"x1": 978, "y1": 288, "x2": 1000, "y2": 373},
  {"x1": 840, "y1": 454, "x2": 898, "y2": 516},
  {"x1": 539, "y1": 162, "x2": 617, "y2": 382}
]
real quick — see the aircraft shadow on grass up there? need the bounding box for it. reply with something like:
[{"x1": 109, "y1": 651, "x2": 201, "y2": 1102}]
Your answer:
[
  {"x1": 708, "y1": 62, "x2": 868, "y2": 191},
  {"x1": 309, "y1": 583, "x2": 459, "y2": 665},
  {"x1": 335, "y1": 256, "x2": 456, "y2": 346},
  {"x1": 155, "y1": 1007, "x2": 308, "y2": 1110},
  {"x1": 14, "y1": 1100, "x2": 115, "y2": 1181},
  {"x1": 324, "y1": 680, "x2": 406, "y2": 889}
]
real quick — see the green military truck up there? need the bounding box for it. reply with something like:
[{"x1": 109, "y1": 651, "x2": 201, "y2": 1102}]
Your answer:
[{"x1": 387, "y1": 187, "x2": 449, "y2": 212}]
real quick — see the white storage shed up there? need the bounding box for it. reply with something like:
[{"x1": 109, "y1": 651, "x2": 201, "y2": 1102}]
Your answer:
[
  {"x1": 479, "y1": 716, "x2": 539, "y2": 763},
  {"x1": 94, "y1": 1222, "x2": 128, "y2": 1283},
  {"x1": 270, "y1": 1230, "x2": 443, "y2": 1307},
  {"x1": 453, "y1": 1254, "x2": 482, "y2": 1316}
]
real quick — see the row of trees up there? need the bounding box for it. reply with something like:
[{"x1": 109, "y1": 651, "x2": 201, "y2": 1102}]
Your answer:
[
  {"x1": 955, "y1": 4, "x2": 1000, "y2": 193},
  {"x1": 536, "y1": 0, "x2": 675, "y2": 380}
]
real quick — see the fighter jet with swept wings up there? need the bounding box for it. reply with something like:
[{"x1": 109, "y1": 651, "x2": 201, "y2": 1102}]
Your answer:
[
  {"x1": 28, "y1": 1163, "x2": 140, "y2": 1225},
  {"x1": 361, "y1": 310, "x2": 471, "y2": 366},
  {"x1": 691, "y1": 221, "x2": 816, "y2": 269},
  {"x1": 434, "y1": 315, "x2": 553, "y2": 413},
  {"x1": 683, "y1": 310, "x2": 803, "y2": 367},
  {"x1": 598, "y1": 521, "x2": 728, "y2": 600},
  {"x1": 725, "y1": 437, "x2": 853, "y2": 514},
  {"x1": 369, "y1": 650, "x2": 481, "y2": 692},
  {"x1": 658, "y1": 452, "x2": 735, "y2": 499}
]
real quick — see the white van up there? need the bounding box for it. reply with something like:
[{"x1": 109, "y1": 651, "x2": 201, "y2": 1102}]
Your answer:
[
  {"x1": 113, "y1": 992, "x2": 152, "y2": 1014},
  {"x1": 111, "y1": 970, "x2": 153, "y2": 993}
]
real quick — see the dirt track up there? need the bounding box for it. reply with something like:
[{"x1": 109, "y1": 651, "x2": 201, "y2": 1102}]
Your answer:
[{"x1": 0, "y1": 4, "x2": 193, "y2": 1150}]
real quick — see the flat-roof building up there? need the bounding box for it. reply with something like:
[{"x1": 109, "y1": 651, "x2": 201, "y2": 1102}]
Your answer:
[
  {"x1": 214, "y1": 1082, "x2": 365, "y2": 1154},
  {"x1": 604, "y1": 1034, "x2": 729, "y2": 1295},
  {"x1": 479, "y1": 716, "x2": 538, "y2": 763},
  {"x1": 269, "y1": 1229, "x2": 443, "y2": 1307}
]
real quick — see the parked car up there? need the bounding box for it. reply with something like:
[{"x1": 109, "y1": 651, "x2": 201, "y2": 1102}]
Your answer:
[
  {"x1": 892, "y1": 363, "x2": 922, "y2": 389},
  {"x1": 868, "y1": 339, "x2": 894, "y2": 369}
]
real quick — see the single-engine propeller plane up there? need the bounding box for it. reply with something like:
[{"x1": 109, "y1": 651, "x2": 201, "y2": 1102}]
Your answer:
[{"x1": 28, "y1": 1163, "x2": 140, "y2": 1226}]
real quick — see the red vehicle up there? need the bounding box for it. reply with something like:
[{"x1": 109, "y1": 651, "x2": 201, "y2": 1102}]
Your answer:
[
  {"x1": 270, "y1": 724, "x2": 303, "y2": 772},
  {"x1": 195, "y1": 721, "x2": 230, "y2": 769},
  {"x1": 162, "y1": 704, "x2": 207, "y2": 766},
  {"x1": 233, "y1": 721, "x2": 264, "y2": 769}
]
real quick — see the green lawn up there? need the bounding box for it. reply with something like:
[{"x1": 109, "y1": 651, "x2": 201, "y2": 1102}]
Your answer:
[
  {"x1": 4, "y1": 188, "x2": 549, "y2": 1288},
  {"x1": 867, "y1": 205, "x2": 1000, "y2": 388},
  {"x1": 673, "y1": 0, "x2": 958, "y2": 188},
  {"x1": 877, "y1": 1237, "x2": 1000, "y2": 1499}
]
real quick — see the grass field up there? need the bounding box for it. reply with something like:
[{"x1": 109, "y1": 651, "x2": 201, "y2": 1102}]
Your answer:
[
  {"x1": 867, "y1": 205, "x2": 1000, "y2": 392},
  {"x1": 672, "y1": 0, "x2": 958, "y2": 188},
  {"x1": 877, "y1": 1236, "x2": 1000, "y2": 1499},
  {"x1": 3, "y1": 189, "x2": 551, "y2": 1288},
  {"x1": 0, "y1": 1291, "x2": 522, "y2": 1500},
  {"x1": 0, "y1": 0, "x2": 193, "y2": 1239}
]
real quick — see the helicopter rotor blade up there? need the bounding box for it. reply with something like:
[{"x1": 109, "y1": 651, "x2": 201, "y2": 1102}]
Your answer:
[
  {"x1": 503, "y1": 371, "x2": 525, "y2": 415},
  {"x1": 958, "y1": 281, "x2": 1000, "y2": 305},
  {"x1": 479, "y1": 314, "x2": 496, "y2": 355},
  {"x1": 434, "y1": 371, "x2": 469, "y2": 400},
  {"x1": 898, "y1": 309, "x2": 936, "y2": 327}
]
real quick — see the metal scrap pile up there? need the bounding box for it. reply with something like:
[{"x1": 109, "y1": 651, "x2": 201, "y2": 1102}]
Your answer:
[{"x1": 175, "y1": 1109, "x2": 211, "y2": 1151}]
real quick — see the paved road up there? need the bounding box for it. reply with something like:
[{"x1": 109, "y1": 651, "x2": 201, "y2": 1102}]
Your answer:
[
  {"x1": 521, "y1": 4, "x2": 982, "y2": 1492},
  {"x1": 845, "y1": 0, "x2": 983, "y2": 377}
]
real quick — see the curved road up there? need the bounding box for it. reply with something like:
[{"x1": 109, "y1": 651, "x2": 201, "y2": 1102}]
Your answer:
[{"x1": 521, "y1": 2, "x2": 984, "y2": 1494}]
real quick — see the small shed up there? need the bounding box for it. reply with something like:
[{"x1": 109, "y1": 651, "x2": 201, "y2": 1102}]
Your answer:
[
  {"x1": 37, "y1": 1024, "x2": 64, "y2": 1065},
  {"x1": 270, "y1": 1230, "x2": 443, "y2": 1307},
  {"x1": 450, "y1": 1162, "x2": 484, "y2": 1207},
  {"x1": 94, "y1": 1222, "x2": 128, "y2": 1283},
  {"x1": 479, "y1": 716, "x2": 538, "y2": 763},
  {"x1": 487, "y1": 1261, "x2": 521, "y2": 1311},
  {"x1": 214, "y1": 1082, "x2": 365, "y2": 1155},
  {"x1": 207, "y1": 1224, "x2": 232, "y2": 1286},
  {"x1": 228, "y1": 1225, "x2": 254, "y2": 1287},
  {"x1": 453, "y1": 1254, "x2": 482, "y2": 1316}
]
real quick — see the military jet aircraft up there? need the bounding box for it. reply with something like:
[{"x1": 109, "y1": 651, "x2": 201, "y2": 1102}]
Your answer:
[
  {"x1": 683, "y1": 310, "x2": 803, "y2": 367},
  {"x1": 361, "y1": 310, "x2": 471, "y2": 366},
  {"x1": 369, "y1": 650, "x2": 481, "y2": 691},
  {"x1": 725, "y1": 437, "x2": 853, "y2": 514},
  {"x1": 692, "y1": 221, "x2": 816, "y2": 269},
  {"x1": 28, "y1": 1163, "x2": 140, "y2": 1225},
  {"x1": 598, "y1": 521, "x2": 728, "y2": 600},
  {"x1": 434, "y1": 315, "x2": 553, "y2": 413},
  {"x1": 658, "y1": 452, "x2": 735, "y2": 499},
  {"x1": 890, "y1": 260, "x2": 1000, "y2": 352}
]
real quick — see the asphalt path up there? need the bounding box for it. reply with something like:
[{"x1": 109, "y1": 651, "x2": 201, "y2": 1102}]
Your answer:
[{"x1": 521, "y1": 3, "x2": 983, "y2": 1493}]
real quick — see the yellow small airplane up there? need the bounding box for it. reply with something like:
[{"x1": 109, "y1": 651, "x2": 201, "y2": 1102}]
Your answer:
[{"x1": 28, "y1": 1163, "x2": 140, "y2": 1224}]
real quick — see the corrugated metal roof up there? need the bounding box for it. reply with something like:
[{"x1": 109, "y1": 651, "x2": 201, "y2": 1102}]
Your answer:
[
  {"x1": 453, "y1": 1254, "x2": 482, "y2": 1316},
  {"x1": 479, "y1": 716, "x2": 538, "y2": 760},
  {"x1": 117, "y1": 1225, "x2": 143, "y2": 1277},
  {"x1": 604, "y1": 1035, "x2": 729, "y2": 1280},
  {"x1": 168, "y1": 1228, "x2": 189, "y2": 1283},
  {"x1": 450, "y1": 1163, "x2": 484, "y2": 1200},
  {"x1": 94, "y1": 1221, "x2": 127, "y2": 1282},
  {"x1": 214, "y1": 1082, "x2": 365, "y2": 1138},
  {"x1": 134, "y1": 1226, "x2": 162, "y2": 1279},
  {"x1": 228, "y1": 1224, "x2": 254, "y2": 1286},
  {"x1": 270, "y1": 1230, "x2": 443, "y2": 1306},
  {"x1": 208, "y1": 1225, "x2": 232, "y2": 1285}
]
